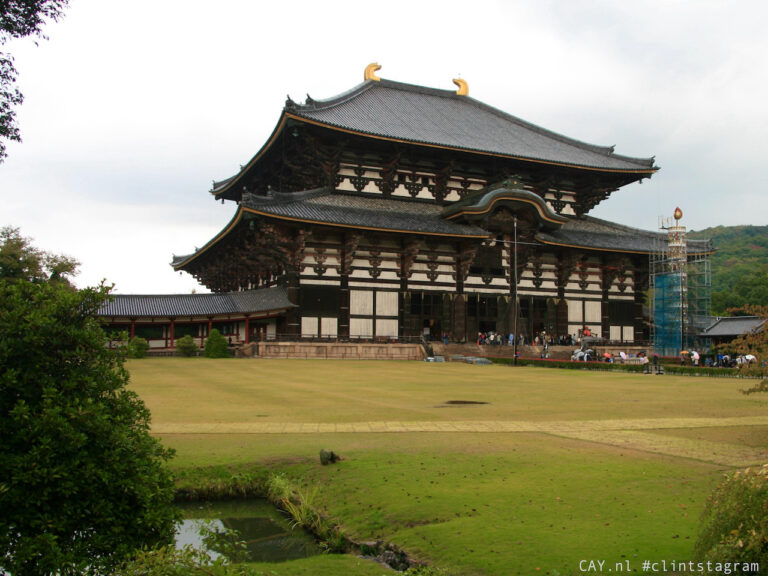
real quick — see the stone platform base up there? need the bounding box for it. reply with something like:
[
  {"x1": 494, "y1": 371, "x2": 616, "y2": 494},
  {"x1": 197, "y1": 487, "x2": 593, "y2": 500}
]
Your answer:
[{"x1": 238, "y1": 341, "x2": 426, "y2": 361}]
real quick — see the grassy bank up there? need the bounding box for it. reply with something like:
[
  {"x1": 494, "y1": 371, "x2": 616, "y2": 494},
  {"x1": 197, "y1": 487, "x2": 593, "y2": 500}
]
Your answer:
[{"x1": 128, "y1": 359, "x2": 768, "y2": 576}]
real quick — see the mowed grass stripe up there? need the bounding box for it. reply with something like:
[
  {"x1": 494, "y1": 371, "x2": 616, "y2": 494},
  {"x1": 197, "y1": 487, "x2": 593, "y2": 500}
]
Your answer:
[
  {"x1": 150, "y1": 416, "x2": 768, "y2": 466},
  {"x1": 555, "y1": 429, "x2": 768, "y2": 466},
  {"x1": 150, "y1": 416, "x2": 768, "y2": 434},
  {"x1": 129, "y1": 358, "x2": 767, "y2": 424}
]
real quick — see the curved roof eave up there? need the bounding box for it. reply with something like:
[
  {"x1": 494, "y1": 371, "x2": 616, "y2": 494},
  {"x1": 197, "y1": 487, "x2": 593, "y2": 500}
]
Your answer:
[
  {"x1": 173, "y1": 202, "x2": 491, "y2": 271},
  {"x1": 211, "y1": 113, "x2": 290, "y2": 199},
  {"x1": 442, "y1": 186, "x2": 569, "y2": 228},
  {"x1": 283, "y1": 113, "x2": 658, "y2": 176},
  {"x1": 535, "y1": 237, "x2": 656, "y2": 255},
  {"x1": 238, "y1": 206, "x2": 490, "y2": 239},
  {"x1": 172, "y1": 208, "x2": 245, "y2": 270}
]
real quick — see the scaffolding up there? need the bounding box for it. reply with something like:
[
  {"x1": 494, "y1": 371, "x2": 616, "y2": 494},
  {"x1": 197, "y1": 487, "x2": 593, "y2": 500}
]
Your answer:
[{"x1": 650, "y1": 212, "x2": 712, "y2": 356}]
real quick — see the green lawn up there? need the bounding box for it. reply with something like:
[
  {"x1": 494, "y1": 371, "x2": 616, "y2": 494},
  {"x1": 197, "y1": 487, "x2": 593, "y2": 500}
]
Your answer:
[{"x1": 128, "y1": 358, "x2": 768, "y2": 576}]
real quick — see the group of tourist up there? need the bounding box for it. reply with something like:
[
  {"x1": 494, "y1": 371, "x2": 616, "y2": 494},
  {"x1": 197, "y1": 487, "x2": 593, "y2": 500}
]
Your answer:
[{"x1": 473, "y1": 331, "x2": 581, "y2": 347}]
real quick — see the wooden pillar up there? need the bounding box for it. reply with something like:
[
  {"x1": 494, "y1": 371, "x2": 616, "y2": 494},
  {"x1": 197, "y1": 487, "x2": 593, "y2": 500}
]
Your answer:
[
  {"x1": 130, "y1": 320, "x2": 135, "y2": 340},
  {"x1": 339, "y1": 273, "x2": 350, "y2": 340},
  {"x1": 556, "y1": 298, "x2": 568, "y2": 339},
  {"x1": 455, "y1": 247, "x2": 467, "y2": 342},
  {"x1": 169, "y1": 319, "x2": 175, "y2": 349},
  {"x1": 245, "y1": 317, "x2": 250, "y2": 343},
  {"x1": 453, "y1": 294, "x2": 467, "y2": 342},
  {"x1": 601, "y1": 289, "x2": 611, "y2": 342},
  {"x1": 284, "y1": 271, "x2": 300, "y2": 338}
]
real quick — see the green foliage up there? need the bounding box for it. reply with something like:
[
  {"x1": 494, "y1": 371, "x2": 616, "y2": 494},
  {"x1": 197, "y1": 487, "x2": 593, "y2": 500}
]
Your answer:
[
  {"x1": 204, "y1": 328, "x2": 230, "y2": 358},
  {"x1": 174, "y1": 469, "x2": 265, "y2": 502},
  {"x1": 742, "y1": 380, "x2": 768, "y2": 395},
  {"x1": 403, "y1": 566, "x2": 453, "y2": 576},
  {"x1": 176, "y1": 334, "x2": 199, "y2": 357},
  {"x1": 264, "y1": 473, "x2": 349, "y2": 554},
  {"x1": 115, "y1": 543, "x2": 258, "y2": 576},
  {"x1": 0, "y1": 226, "x2": 78, "y2": 283},
  {"x1": 695, "y1": 464, "x2": 768, "y2": 567},
  {"x1": 490, "y1": 356, "x2": 645, "y2": 372},
  {"x1": 688, "y1": 225, "x2": 768, "y2": 314},
  {"x1": 129, "y1": 336, "x2": 150, "y2": 359},
  {"x1": 0, "y1": 279, "x2": 178, "y2": 575},
  {"x1": 489, "y1": 356, "x2": 758, "y2": 378},
  {"x1": 1, "y1": 1, "x2": 70, "y2": 162},
  {"x1": 716, "y1": 305, "x2": 768, "y2": 382}
]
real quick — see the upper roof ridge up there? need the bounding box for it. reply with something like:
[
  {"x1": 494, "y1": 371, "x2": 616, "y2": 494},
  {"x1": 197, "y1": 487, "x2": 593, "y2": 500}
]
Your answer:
[{"x1": 288, "y1": 77, "x2": 656, "y2": 169}]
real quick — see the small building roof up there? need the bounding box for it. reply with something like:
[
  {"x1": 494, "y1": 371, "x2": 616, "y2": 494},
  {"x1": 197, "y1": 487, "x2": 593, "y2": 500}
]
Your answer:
[
  {"x1": 700, "y1": 316, "x2": 766, "y2": 338},
  {"x1": 97, "y1": 286, "x2": 295, "y2": 318}
]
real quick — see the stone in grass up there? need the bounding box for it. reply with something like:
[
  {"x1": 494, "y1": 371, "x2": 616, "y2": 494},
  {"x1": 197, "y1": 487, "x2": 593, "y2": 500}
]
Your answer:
[{"x1": 319, "y1": 449, "x2": 341, "y2": 465}]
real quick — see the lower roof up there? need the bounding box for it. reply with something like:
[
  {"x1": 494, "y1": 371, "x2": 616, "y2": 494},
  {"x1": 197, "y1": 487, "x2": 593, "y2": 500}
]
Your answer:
[
  {"x1": 536, "y1": 215, "x2": 714, "y2": 255},
  {"x1": 173, "y1": 189, "x2": 713, "y2": 270},
  {"x1": 242, "y1": 188, "x2": 489, "y2": 237},
  {"x1": 701, "y1": 316, "x2": 766, "y2": 338},
  {"x1": 97, "y1": 286, "x2": 295, "y2": 318}
]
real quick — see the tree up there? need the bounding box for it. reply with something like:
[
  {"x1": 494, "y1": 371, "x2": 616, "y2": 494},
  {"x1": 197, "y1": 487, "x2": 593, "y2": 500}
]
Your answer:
[
  {"x1": 0, "y1": 231, "x2": 178, "y2": 575},
  {"x1": 1, "y1": 0, "x2": 69, "y2": 162},
  {"x1": 695, "y1": 464, "x2": 768, "y2": 566},
  {"x1": 0, "y1": 225, "x2": 78, "y2": 283},
  {"x1": 204, "y1": 328, "x2": 230, "y2": 358}
]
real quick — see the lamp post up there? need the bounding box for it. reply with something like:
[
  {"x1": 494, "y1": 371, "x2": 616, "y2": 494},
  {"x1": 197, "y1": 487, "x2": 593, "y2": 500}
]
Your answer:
[{"x1": 513, "y1": 216, "x2": 519, "y2": 365}]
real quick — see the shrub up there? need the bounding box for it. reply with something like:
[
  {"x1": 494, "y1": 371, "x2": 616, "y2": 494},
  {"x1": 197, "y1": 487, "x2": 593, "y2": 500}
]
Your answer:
[
  {"x1": 204, "y1": 328, "x2": 230, "y2": 358},
  {"x1": 695, "y1": 464, "x2": 768, "y2": 567},
  {"x1": 320, "y1": 449, "x2": 341, "y2": 465},
  {"x1": 742, "y1": 379, "x2": 768, "y2": 395},
  {"x1": 175, "y1": 334, "x2": 198, "y2": 357},
  {"x1": 0, "y1": 281, "x2": 178, "y2": 575},
  {"x1": 127, "y1": 336, "x2": 149, "y2": 358}
]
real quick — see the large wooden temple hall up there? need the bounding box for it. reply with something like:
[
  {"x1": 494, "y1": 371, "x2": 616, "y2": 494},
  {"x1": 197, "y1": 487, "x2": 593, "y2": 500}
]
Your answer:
[{"x1": 99, "y1": 64, "x2": 710, "y2": 349}]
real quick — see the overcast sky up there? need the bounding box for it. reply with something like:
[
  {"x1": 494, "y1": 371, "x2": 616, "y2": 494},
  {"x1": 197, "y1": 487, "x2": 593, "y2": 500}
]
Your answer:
[{"x1": 2, "y1": 0, "x2": 766, "y2": 294}]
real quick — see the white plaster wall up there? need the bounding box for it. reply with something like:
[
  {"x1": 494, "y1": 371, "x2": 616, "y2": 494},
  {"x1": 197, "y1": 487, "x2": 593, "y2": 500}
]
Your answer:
[
  {"x1": 350, "y1": 318, "x2": 373, "y2": 338},
  {"x1": 376, "y1": 291, "x2": 399, "y2": 316}
]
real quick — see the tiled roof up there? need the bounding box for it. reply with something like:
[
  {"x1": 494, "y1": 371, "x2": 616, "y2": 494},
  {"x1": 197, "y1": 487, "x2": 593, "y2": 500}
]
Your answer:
[
  {"x1": 288, "y1": 79, "x2": 657, "y2": 173},
  {"x1": 701, "y1": 316, "x2": 766, "y2": 338},
  {"x1": 242, "y1": 189, "x2": 489, "y2": 237},
  {"x1": 97, "y1": 286, "x2": 296, "y2": 318},
  {"x1": 536, "y1": 215, "x2": 713, "y2": 255}
]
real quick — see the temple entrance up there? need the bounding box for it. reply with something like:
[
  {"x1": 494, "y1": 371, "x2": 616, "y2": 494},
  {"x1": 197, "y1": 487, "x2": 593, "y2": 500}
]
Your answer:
[
  {"x1": 467, "y1": 294, "x2": 502, "y2": 339},
  {"x1": 529, "y1": 297, "x2": 557, "y2": 342},
  {"x1": 406, "y1": 292, "x2": 445, "y2": 341}
]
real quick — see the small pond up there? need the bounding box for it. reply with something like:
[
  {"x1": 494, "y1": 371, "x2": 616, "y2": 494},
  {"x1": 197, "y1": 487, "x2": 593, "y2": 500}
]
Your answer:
[{"x1": 176, "y1": 499, "x2": 321, "y2": 563}]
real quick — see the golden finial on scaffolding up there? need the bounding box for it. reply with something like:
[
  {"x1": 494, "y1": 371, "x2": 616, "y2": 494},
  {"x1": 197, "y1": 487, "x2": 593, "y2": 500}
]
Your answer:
[
  {"x1": 453, "y1": 77, "x2": 469, "y2": 96},
  {"x1": 364, "y1": 62, "x2": 382, "y2": 82},
  {"x1": 674, "y1": 207, "x2": 683, "y2": 222}
]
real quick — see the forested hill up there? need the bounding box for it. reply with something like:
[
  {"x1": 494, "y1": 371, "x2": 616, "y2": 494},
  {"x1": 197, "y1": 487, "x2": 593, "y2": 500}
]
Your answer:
[{"x1": 687, "y1": 225, "x2": 768, "y2": 314}]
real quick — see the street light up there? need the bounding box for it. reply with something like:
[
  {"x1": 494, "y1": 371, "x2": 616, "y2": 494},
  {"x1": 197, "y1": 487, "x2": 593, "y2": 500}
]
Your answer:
[{"x1": 513, "y1": 216, "x2": 519, "y2": 365}]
